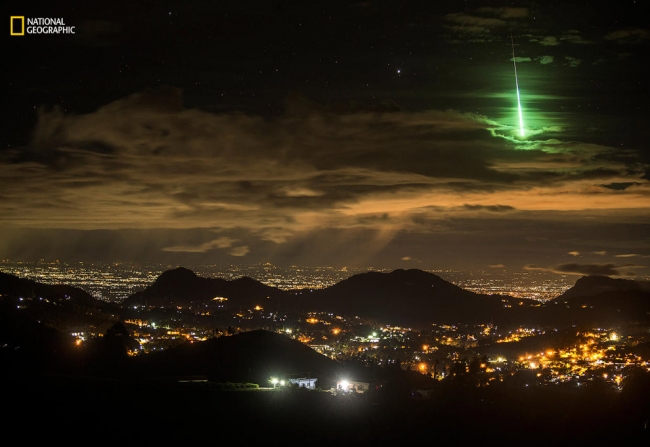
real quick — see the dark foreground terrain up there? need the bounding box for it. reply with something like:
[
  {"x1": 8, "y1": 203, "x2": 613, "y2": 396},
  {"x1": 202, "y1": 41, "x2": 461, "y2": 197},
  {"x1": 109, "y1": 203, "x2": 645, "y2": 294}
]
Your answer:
[
  {"x1": 3, "y1": 270, "x2": 650, "y2": 445},
  {"x1": 8, "y1": 372, "x2": 650, "y2": 446}
]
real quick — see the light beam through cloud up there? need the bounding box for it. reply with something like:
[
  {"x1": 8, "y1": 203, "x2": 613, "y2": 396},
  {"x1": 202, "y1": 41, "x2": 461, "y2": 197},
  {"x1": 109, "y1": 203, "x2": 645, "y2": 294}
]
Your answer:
[{"x1": 511, "y1": 35, "x2": 525, "y2": 137}]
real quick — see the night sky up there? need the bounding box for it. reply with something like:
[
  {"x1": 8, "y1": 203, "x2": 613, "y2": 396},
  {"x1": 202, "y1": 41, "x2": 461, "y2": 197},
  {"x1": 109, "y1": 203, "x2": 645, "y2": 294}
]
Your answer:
[{"x1": 2, "y1": 1, "x2": 649, "y2": 277}]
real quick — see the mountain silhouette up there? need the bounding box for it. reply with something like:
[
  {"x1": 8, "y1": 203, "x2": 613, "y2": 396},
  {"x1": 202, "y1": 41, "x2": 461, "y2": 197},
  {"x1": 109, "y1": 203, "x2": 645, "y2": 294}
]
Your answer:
[
  {"x1": 6, "y1": 267, "x2": 650, "y2": 341},
  {"x1": 0, "y1": 271, "x2": 118, "y2": 334},
  {"x1": 545, "y1": 276, "x2": 650, "y2": 326},
  {"x1": 123, "y1": 266, "x2": 292, "y2": 310},
  {"x1": 303, "y1": 269, "x2": 537, "y2": 327},
  {"x1": 123, "y1": 267, "x2": 650, "y2": 328},
  {"x1": 0, "y1": 271, "x2": 113, "y2": 373},
  {"x1": 0, "y1": 270, "x2": 101, "y2": 308},
  {"x1": 556, "y1": 275, "x2": 650, "y2": 300},
  {"x1": 129, "y1": 329, "x2": 340, "y2": 385}
]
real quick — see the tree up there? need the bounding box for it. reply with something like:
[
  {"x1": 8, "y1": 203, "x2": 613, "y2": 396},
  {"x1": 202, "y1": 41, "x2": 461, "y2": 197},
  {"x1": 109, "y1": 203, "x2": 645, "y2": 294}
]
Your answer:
[{"x1": 85, "y1": 321, "x2": 138, "y2": 375}]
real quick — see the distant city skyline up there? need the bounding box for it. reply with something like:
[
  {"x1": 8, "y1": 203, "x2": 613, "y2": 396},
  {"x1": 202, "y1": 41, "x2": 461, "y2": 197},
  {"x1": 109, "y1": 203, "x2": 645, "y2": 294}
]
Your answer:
[
  {"x1": 1, "y1": 259, "x2": 579, "y2": 303},
  {"x1": 3, "y1": 2, "x2": 649, "y2": 278}
]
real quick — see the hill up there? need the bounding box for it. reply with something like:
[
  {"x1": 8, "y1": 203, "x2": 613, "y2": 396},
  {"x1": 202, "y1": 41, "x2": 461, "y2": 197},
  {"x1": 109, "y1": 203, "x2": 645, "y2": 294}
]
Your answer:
[
  {"x1": 125, "y1": 268, "x2": 650, "y2": 328},
  {"x1": 123, "y1": 266, "x2": 293, "y2": 310},
  {"x1": 0, "y1": 270, "x2": 119, "y2": 333},
  {"x1": 7, "y1": 267, "x2": 650, "y2": 343},
  {"x1": 544, "y1": 276, "x2": 650, "y2": 326},
  {"x1": 128, "y1": 329, "x2": 341, "y2": 385},
  {"x1": 303, "y1": 269, "x2": 539, "y2": 328},
  {"x1": 556, "y1": 275, "x2": 650, "y2": 300}
]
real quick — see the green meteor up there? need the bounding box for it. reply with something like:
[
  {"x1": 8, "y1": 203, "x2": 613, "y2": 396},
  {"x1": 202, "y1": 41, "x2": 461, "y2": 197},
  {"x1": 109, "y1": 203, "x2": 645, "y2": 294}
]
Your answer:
[{"x1": 511, "y1": 35, "x2": 525, "y2": 137}]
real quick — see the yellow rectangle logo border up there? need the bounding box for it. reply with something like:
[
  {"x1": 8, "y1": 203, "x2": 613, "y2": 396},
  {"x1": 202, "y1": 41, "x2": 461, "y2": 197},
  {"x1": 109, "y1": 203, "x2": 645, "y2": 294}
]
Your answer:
[{"x1": 10, "y1": 16, "x2": 25, "y2": 36}]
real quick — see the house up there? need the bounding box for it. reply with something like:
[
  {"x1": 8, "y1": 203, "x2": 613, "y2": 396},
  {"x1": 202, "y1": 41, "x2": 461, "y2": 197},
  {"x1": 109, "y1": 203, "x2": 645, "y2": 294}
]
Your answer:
[{"x1": 289, "y1": 377, "x2": 318, "y2": 389}]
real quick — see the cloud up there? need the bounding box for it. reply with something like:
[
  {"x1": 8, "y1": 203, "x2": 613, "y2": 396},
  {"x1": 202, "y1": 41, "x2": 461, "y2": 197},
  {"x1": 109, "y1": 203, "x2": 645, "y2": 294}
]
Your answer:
[
  {"x1": 564, "y1": 56, "x2": 582, "y2": 67},
  {"x1": 230, "y1": 246, "x2": 250, "y2": 257},
  {"x1": 1, "y1": 88, "x2": 648, "y2": 263},
  {"x1": 445, "y1": 6, "x2": 528, "y2": 39},
  {"x1": 538, "y1": 36, "x2": 560, "y2": 46},
  {"x1": 560, "y1": 30, "x2": 593, "y2": 45},
  {"x1": 510, "y1": 57, "x2": 532, "y2": 63},
  {"x1": 443, "y1": 9, "x2": 519, "y2": 41},
  {"x1": 525, "y1": 263, "x2": 640, "y2": 277},
  {"x1": 476, "y1": 7, "x2": 528, "y2": 19},
  {"x1": 537, "y1": 55, "x2": 554, "y2": 65},
  {"x1": 604, "y1": 29, "x2": 650, "y2": 44},
  {"x1": 462, "y1": 204, "x2": 515, "y2": 213},
  {"x1": 445, "y1": 13, "x2": 506, "y2": 28},
  {"x1": 568, "y1": 251, "x2": 580, "y2": 256},
  {"x1": 600, "y1": 182, "x2": 639, "y2": 191},
  {"x1": 488, "y1": 264, "x2": 505, "y2": 268},
  {"x1": 162, "y1": 236, "x2": 238, "y2": 253}
]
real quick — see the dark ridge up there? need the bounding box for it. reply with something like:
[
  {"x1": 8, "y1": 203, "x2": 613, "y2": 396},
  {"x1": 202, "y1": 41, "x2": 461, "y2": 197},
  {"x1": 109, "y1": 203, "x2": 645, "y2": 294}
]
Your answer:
[
  {"x1": 123, "y1": 267, "x2": 291, "y2": 309},
  {"x1": 303, "y1": 268, "x2": 538, "y2": 328},
  {"x1": 125, "y1": 267, "x2": 650, "y2": 328},
  {"x1": 6, "y1": 267, "x2": 650, "y2": 349},
  {"x1": 556, "y1": 275, "x2": 650, "y2": 300},
  {"x1": 0, "y1": 270, "x2": 118, "y2": 334},
  {"x1": 129, "y1": 329, "x2": 341, "y2": 385},
  {"x1": 0, "y1": 270, "x2": 98, "y2": 306}
]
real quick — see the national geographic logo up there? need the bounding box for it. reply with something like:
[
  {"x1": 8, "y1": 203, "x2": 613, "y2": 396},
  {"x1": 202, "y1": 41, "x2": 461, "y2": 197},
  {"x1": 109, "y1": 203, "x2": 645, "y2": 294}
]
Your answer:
[{"x1": 10, "y1": 16, "x2": 76, "y2": 35}]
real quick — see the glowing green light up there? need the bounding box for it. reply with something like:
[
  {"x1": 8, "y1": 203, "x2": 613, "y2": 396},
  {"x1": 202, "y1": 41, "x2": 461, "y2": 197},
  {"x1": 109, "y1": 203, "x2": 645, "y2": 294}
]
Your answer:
[
  {"x1": 516, "y1": 85, "x2": 524, "y2": 137},
  {"x1": 511, "y1": 35, "x2": 525, "y2": 137}
]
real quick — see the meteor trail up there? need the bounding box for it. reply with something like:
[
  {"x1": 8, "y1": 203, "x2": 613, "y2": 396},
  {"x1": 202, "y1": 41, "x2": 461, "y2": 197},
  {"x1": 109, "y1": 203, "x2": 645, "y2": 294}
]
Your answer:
[{"x1": 511, "y1": 35, "x2": 525, "y2": 137}]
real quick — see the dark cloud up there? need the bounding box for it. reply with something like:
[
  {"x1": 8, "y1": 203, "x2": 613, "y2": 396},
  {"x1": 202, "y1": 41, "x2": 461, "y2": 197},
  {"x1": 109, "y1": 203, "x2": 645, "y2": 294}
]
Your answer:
[
  {"x1": 600, "y1": 182, "x2": 638, "y2": 191},
  {"x1": 525, "y1": 263, "x2": 640, "y2": 277},
  {"x1": 476, "y1": 7, "x2": 528, "y2": 19},
  {"x1": 564, "y1": 56, "x2": 582, "y2": 67},
  {"x1": 560, "y1": 30, "x2": 593, "y2": 45},
  {"x1": 604, "y1": 29, "x2": 650, "y2": 44},
  {"x1": 462, "y1": 204, "x2": 515, "y2": 213},
  {"x1": 537, "y1": 36, "x2": 560, "y2": 46},
  {"x1": 445, "y1": 13, "x2": 506, "y2": 29},
  {"x1": 162, "y1": 236, "x2": 238, "y2": 253},
  {"x1": 443, "y1": 9, "x2": 519, "y2": 42}
]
